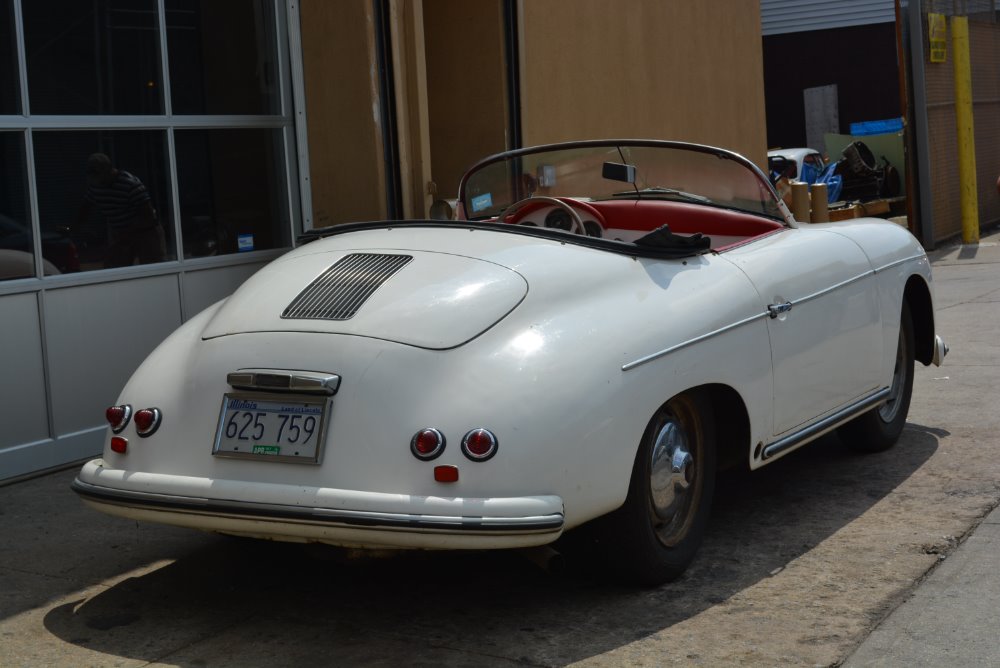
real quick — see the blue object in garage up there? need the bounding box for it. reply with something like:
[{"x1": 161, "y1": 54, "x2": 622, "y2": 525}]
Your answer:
[{"x1": 850, "y1": 117, "x2": 904, "y2": 136}]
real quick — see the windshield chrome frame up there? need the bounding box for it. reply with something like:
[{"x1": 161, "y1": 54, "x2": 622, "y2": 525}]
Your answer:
[{"x1": 457, "y1": 139, "x2": 797, "y2": 228}]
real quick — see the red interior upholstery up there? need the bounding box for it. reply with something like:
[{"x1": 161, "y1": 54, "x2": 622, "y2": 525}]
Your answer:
[{"x1": 588, "y1": 200, "x2": 783, "y2": 237}]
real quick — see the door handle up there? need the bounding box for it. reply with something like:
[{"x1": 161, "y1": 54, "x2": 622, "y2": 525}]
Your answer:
[{"x1": 767, "y1": 301, "x2": 793, "y2": 318}]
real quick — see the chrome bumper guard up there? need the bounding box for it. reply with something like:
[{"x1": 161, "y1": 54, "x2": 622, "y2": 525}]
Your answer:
[{"x1": 932, "y1": 335, "x2": 949, "y2": 367}]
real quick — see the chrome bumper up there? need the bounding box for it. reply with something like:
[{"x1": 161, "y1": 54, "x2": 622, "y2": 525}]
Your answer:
[{"x1": 71, "y1": 476, "x2": 564, "y2": 539}]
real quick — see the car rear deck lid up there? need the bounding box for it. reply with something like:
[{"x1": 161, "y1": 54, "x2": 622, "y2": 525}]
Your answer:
[{"x1": 201, "y1": 249, "x2": 528, "y2": 349}]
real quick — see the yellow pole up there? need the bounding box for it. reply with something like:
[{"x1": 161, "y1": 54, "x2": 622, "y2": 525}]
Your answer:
[{"x1": 952, "y1": 15, "x2": 980, "y2": 244}]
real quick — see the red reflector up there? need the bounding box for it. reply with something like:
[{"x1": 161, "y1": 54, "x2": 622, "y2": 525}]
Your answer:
[
  {"x1": 110, "y1": 436, "x2": 128, "y2": 454},
  {"x1": 105, "y1": 404, "x2": 132, "y2": 433},
  {"x1": 134, "y1": 408, "x2": 161, "y2": 436},
  {"x1": 434, "y1": 465, "x2": 459, "y2": 483}
]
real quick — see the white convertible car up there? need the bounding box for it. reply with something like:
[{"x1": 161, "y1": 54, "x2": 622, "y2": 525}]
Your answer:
[{"x1": 73, "y1": 140, "x2": 946, "y2": 585}]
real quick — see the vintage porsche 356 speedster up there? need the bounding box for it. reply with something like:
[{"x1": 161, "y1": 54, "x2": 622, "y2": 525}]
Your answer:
[{"x1": 72, "y1": 139, "x2": 947, "y2": 584}]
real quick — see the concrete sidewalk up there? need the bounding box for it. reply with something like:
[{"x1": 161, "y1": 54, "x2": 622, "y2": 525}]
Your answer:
[
  {"x1": 844, "y1": 503, "x2": 1000, "y2": 666},
  {"x1": 844, "y1": 231, "x2": 1000, "y2": 668}
]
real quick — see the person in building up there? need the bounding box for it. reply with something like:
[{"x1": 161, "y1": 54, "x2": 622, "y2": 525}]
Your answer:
[{"x1": 78, "y1": 153, "x2": 166, "y2": 267}]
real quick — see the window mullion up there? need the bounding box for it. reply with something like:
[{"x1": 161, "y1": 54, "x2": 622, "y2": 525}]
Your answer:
[
  {"x1": 12, "y1": 0, "x2": 30, "y2": 116},
  {"x1": 156, "y1": 0, "x2": 172, "y2": 119}
]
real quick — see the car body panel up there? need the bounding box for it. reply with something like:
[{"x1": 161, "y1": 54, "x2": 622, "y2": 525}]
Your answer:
[
  {"x1": 722, "y1": 226, "x2": 882, "y2": 435},
  {"x1": 76, "y1": 228, "x2": 775, "y2": 534}
]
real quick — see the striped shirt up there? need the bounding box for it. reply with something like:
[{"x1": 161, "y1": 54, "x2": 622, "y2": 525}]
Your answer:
[{"x1": 85, "y1": 171, "x2": 151, "y2": 230}]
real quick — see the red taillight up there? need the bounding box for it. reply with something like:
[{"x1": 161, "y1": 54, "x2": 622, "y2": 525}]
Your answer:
[
  {"x1": 134, "y1": 407, "x2": 162, "y2": 437},
  {"x1": 434, "y1": 465, "x2": 459, "y2": 483},
  {"x1": 410, "y1": 428, "x2": 445, "y2": 461},
  {"x1": 105, "y1": 405, "x2": 132, "y2": 433},
  {"x1": 110, "y1": 436, "x2": 128, "y2": 454},
  {"x1": 461, "y1": 428, "x2": 498, "y2": 461}
]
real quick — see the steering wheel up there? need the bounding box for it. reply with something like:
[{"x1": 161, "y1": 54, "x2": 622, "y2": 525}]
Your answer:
[{"x1": 500, "y1": 196, "x2": 588, "y2": 236}]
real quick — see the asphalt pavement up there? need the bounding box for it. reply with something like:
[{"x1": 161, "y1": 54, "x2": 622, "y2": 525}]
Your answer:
[{"x1": 1, "y1": 225, "x2": 999, "y2": 666}]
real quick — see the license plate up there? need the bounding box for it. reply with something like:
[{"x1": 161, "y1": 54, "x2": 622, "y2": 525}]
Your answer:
[{"x1": 212, "y1": 393, "x2": 328, "y2": 464}]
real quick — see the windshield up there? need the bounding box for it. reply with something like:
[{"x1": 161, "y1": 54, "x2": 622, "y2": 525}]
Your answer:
[{"x1": 459, "y1": 141, "x2": 783, "y2": 221}]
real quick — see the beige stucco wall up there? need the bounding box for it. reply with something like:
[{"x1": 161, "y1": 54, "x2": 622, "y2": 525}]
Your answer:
[
  {"x1": 298, "y1": 0, "x2": 768, "y2": 222},
  {"x1": 300, "y1": 0, "x2": 387, "y2": 226},
  {"x1": 424, "y1": 0, "x2": 509, "y2": 200},
  {"x1": 518, "y1": 1, "x2": 768, "y2": 166}
]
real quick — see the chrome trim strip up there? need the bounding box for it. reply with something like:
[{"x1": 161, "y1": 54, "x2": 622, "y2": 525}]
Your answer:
[
  {"x1": 792, "y1": 270, "x2": 874, "y2": 308},
  {"x1": 227, "y1": 369, "x2": 341, "y2": 395},
  {"x1": 71, "y1": 479, "x2": 564, "y2": 534},
  {"x1": 873, "y1": 254, "x2": 927, "y2": 274},
  {"x1": 622, "y1": 255, "x2": 924, "y2": 372},
  {"x1": 622, "y1": 312, "x2": 767, "y2": 371},
  {"x1": 762, "y1": 387, "x2": 891, "y2": 460}
]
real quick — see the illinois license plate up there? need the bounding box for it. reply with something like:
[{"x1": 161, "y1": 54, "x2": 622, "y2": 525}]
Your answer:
[{"x1": 212, "y1": 393, "x2": 328, "y2": 464}]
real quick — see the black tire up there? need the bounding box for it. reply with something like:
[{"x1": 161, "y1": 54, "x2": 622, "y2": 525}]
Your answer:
[
  {"x1": 589, "y1": 391, "x2": 716, "y2": 586},
  {"x1": 838, "y1": 302, "x2": 915, "y2": 452}
]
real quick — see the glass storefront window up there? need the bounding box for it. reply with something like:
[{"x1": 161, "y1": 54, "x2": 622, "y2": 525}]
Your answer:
[
  {"x1": 22, "y1": 0, "x2": 163, "y2": 115},
  {"x1": 33, "y1": 131, "x2": 173, "y2": 270},
  {"x1": 0, "y1": 0, "x2": 19, "y2": 114},
  {"x1": 166, "y1": 0, "x2": 280, "y2": 115},
  {"x1": 0, "y1": 133, "x2": 36, "y2": 280},
  {"x1": 7, "y1": 1, "x2": 294, "y2": 276},
  {"x1": 174, "y1": 128, "x2": 289, "y2": 257}
]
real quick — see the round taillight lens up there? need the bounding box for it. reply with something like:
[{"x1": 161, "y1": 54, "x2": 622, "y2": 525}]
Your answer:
[
  {"x1": 106, "y1": 405, "x2": 132, "y2": 433},
  {"x1": 134, "y1": 407, "x2": 162, "y2": 437},
  {"x1": 461, "y1": 428, "x2": 498, "y2": 462},
  {"x1": 410, "y1": 428, "x2": 445, "y2": 461},
  {"x1": 110, "y1": 436, "x2": 128, "y2": 454}
]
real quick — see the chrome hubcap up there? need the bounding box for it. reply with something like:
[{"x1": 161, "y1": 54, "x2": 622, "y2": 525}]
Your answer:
[{"x1": 649, "y1": 419, "x2": 694, "y2": 523}]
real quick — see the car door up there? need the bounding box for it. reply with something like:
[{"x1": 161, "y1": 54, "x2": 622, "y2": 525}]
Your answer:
[{"x1": 722, "y1": 227, "x2": 883, "y2": 436}]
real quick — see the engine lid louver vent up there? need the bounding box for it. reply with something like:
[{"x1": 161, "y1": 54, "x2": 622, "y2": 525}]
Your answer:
[{"x1": 281, "y1": 252, "x2": 413, "y2": 321}]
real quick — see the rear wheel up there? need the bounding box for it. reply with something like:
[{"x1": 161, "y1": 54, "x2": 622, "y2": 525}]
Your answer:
[
  {"x1": 838, "y1": 302, "x2": 915, "y2": 452},
  {"x1": 591, "y1": 391, "x2": 716, "y2": 585}
]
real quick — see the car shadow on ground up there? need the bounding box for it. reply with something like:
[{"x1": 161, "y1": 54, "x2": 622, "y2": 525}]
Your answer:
[{"x1": 41, "y1": 429, "x2": 939, "y2": 666}]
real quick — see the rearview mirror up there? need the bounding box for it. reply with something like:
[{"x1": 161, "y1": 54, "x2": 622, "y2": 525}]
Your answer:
[{"x1": 602, "y1": 161, "x2": 636, "y2": 184}]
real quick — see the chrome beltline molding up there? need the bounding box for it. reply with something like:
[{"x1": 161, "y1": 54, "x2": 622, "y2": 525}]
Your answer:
[
  {"x1": 791, "y1": 270, "x2": 873, "y2": 308},
  {"x1": 70, "y1": 478, "x2": 564, "y2": 534},
  {"x1": 623, "y1": 253, "x2": 927, "y2": 372},
  {"x1": 622, "y1": 312, "x2": 768, "y2": 371},
  {"x1": 873, "y1": 253, "x2": 927, "y2": 274},
  {"x1": 762, "y1": 387, "x2": 891, "y2": 460}
]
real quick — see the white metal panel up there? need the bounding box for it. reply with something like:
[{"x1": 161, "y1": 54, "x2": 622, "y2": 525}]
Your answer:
[
  {"x1": 722, "y1": 228, "x2": 882, "y2": 435},
  {"x1": 804, "y1": 84, "x2": 840, "y2": 153},
  {"x1": 44, "y1": 276, "x2": 183, "y2": 437},
  {"x1": 202, "y1": 249, "x2": 529, "y2": 350},
  {"x1": 0, "y1": 293, "x2": 49, "y2": 450},
  {"x1": 761, "y1": 0, "x2": 895, "y2": 36}
]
